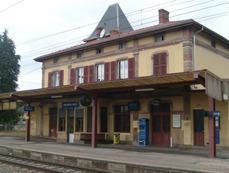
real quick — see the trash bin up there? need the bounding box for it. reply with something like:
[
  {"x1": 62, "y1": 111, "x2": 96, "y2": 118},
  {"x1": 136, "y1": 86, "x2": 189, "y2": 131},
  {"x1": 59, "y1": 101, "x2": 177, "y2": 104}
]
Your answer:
[{"x1": 113, "y1": 133, "x2": 120, "y2": 144}]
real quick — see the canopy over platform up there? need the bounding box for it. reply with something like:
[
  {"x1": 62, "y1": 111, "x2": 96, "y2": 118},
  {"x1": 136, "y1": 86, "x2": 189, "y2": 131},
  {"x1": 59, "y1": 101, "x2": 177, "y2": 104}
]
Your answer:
[{"x1": 0, "y1": 70, "x2": 228, "y2": 102}]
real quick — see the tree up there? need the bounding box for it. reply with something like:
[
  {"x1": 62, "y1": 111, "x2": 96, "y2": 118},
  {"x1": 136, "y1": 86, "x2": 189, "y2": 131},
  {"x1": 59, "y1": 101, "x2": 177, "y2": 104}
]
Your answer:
[
  {"x1": 0, "y1": 30, "x2": 20, "y2": 92},
  {"x1": 0, "y1": 30, "x2": 20, "y2": 130}
]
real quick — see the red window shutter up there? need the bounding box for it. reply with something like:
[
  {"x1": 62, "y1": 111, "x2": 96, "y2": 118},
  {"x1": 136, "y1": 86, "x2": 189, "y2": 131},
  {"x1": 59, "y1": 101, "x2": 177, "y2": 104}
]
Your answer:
[
  {"x1": 105, "y1": 62, "x2": 110, "y2": 81},
  {"x1": 70, "y1": 68, "x2": 76, "y2": 85},
  {"x1": 89, "y1": 65, "x2": 94, "y2": 83},
  {"x1": 48, "y1": 72, "x2": 52, "y2": 88},
  {"x1": 110, "y1": 61, "x2": 117, "y2": 80},
  {"x1": 153, "y1": 54, "x2": 160, "y2": 76},
  {"x1": 59, "y1": 70, "x2": 64, "y2": 86},
  {"x1": 84, "y1": 66, "x2": 88, "y2": 83},
  {"x1": 160, "y1": 53, "x2": 167, "y2": 75},
  {"x1": 128, "y1": 58, "x2": 135, "y2": 79}
]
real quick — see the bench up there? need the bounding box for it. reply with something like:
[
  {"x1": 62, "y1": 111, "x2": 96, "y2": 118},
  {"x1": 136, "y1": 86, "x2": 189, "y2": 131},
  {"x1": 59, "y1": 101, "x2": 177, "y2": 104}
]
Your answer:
[{"x1": 80, "y1": 133, "x2": 106, "y2": 142}]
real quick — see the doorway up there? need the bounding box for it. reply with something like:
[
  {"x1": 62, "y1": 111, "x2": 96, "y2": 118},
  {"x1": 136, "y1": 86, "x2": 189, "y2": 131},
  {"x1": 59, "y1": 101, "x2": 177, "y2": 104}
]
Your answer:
[
  {"x1": 49, "y1": 107, "x2": 57, "y2": 138},
  {"x1": 67, "y1": 109, "x2": 74, "y2": 143},
  {"x1": 193, "y1": 109, "x2": 205, "y2": 146},
  {"x1": 151, "y1": 103, "x2": 171, "y2": 146}
]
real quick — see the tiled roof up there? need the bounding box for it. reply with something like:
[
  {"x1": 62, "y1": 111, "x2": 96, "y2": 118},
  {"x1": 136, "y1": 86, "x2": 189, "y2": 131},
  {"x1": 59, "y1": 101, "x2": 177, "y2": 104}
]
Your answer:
[{"x1": 34, "y1": 19, "x2": 229, "y2": 62}]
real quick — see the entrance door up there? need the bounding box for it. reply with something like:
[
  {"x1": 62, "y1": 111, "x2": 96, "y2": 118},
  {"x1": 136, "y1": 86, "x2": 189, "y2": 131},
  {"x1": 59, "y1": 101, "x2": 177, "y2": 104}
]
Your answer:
[
  {"x1": 193, "y1": 109, "x2": 205, "y2": 146},
  {"x1": 49, "y1": 108, "x2": 57, "y2": 138},
  {"x1": 67, "y1": 109, "x2": 74, "y2": 143},
  {"x1": 151, "y1": 103, "x2": 170, "y2": 146}
]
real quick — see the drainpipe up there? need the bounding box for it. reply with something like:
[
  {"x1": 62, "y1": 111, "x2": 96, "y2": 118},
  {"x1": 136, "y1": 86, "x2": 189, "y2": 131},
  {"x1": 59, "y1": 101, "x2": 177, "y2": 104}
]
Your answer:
[{"x1": 193, "y1": 26, "x2": 204, "y2": 71}]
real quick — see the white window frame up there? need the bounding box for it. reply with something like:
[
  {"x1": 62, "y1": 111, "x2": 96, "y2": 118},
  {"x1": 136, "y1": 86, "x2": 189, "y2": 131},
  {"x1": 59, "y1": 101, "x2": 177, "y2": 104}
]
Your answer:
[
  {"x1": 96, "y1": 64, "x2": 105, "y2": 81},
  {"x1": 118, "y1": 59, "x2": 128, "y2": 79},
  {"x1": 77, "y1": 67, "x2": 84, "y2": 84},
  {"x1": 52, "y1": 71, "x2": 60, "y2": 87}
]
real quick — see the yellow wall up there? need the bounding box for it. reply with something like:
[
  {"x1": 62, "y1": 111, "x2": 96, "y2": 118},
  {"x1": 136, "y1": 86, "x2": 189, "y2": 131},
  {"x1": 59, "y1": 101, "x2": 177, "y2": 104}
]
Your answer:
[
  {"x1": 138, "y1": 43, "x2": 184, "y2": 76},
  {"x1": 195, "y1": 46, "x2": 229, "y2": 78}
]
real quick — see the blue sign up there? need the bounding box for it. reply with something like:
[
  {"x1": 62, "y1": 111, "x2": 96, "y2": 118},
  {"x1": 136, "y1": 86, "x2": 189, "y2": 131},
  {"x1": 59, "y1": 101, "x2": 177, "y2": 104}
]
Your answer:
[
  {"x1": 24, "y1": 106, "x2": 35, "y2": 112},
  {"x1": 128, "y1": 102, "x2": 140, "y2": 111},
  {"x1": 62, "y1": 102, "x2": 79, "y2": 109},
  {"x1": 214, "y1": 111, "x2": 220, "y2": 144}
]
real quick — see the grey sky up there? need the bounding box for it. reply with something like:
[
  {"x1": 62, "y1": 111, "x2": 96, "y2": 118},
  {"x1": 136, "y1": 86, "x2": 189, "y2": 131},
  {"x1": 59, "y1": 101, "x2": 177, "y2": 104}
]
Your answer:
[{"x1": 0, "y1": 0, "x2": 228, "y2": 90}]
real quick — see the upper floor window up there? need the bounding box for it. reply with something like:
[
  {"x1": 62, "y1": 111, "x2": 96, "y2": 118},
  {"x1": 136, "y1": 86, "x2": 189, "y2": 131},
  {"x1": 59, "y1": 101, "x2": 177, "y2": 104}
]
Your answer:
[
  {"x1": 96, "y1": 64, "x2": 105, "y2": 81},
  {"x1": 155, "y1": 33, "x2": 165, "y2": 42},
  {"x1": 51, "y1": 71, "x2": 60, "y2": 87},
  {"x1": 118, "y1": 42, "x2": 126, "y2": 50},
  {"x1": 153, "y1": 53, "x2": 167, "y2": 75},
  {"x1": 211, "y1": 40, "x2": 216, "y2": 48},
  {"x1": 77, "y1": 51, "x2": 83, "y2": 58},
  {"x1": 118, "y1": 59, "x2": 128, "y2": 79},
  {"x1": 77, "y1": 67, "x2": 84, "y2": 84},
  {"x1": 53, "y1": 57, "x2": 58, "y2": 64},
  {"x1": 96, "y1": 48, "x2": 103, "y2": 54}
]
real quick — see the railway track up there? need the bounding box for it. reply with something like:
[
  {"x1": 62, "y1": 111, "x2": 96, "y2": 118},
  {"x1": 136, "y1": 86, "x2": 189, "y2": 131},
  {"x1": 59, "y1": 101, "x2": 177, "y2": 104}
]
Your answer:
[{"x1": 0, "y1": 153, "x2": 92, "y2": 173}]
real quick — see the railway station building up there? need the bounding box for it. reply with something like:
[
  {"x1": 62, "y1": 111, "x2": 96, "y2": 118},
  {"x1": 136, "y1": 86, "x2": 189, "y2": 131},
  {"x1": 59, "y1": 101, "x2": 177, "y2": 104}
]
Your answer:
[{"x1": 0, "y1": 4, "x2": 229, "y2": 157}]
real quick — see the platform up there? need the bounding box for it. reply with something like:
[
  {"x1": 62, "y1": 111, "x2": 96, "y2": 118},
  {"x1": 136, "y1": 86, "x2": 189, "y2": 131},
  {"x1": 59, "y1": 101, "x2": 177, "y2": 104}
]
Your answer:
[{"x1": 0, "y1": 137, "x2": 229, "y2": 173}]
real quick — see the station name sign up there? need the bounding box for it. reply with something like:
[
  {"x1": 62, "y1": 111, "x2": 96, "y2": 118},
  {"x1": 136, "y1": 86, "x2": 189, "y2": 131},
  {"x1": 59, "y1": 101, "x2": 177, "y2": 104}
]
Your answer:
[
  {"x1": 24, "y1": 105, "x2": 35, "y2": 112},
  {"x1": 62, "y1": 102, "x2": 80, "y2": 109}
]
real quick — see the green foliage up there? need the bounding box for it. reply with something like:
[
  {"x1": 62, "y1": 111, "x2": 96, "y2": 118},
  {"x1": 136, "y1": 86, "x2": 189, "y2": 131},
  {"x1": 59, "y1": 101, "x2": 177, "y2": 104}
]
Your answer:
[
  {"x1": 0, "y1": 110, "x2": 20, "y2": 130},
  {"x1": 0, "y1": 30, "x2": 20, "y2": 92}
]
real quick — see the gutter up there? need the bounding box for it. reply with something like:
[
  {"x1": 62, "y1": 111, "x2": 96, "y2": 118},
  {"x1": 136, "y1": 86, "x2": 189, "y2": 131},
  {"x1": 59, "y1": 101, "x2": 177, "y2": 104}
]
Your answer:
[{"x1": 193, "y1": 26, "x2": 204, "y2": 71}]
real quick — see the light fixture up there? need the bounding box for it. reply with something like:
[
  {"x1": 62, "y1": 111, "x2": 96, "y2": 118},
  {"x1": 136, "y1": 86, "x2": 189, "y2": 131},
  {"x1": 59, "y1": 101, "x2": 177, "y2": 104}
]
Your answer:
[
  {"x1": 135, "y1": 88, "x2": 155, "y2": 92},
  {"x1": 51, "y1": 95, "x2": 63, "y2": 99}
]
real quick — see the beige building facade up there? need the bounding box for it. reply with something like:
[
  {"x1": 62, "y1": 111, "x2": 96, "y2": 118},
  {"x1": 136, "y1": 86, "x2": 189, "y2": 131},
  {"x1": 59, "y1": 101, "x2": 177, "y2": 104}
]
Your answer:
[{"x1": 0, "y1": 6, "x2": 228, "y2": 150}]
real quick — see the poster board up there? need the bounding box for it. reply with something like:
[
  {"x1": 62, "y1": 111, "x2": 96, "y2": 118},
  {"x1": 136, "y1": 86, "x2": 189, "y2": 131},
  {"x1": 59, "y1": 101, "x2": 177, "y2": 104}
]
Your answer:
[{"x1": 172, "y1": 112, "x2": 183, "y2": 128}]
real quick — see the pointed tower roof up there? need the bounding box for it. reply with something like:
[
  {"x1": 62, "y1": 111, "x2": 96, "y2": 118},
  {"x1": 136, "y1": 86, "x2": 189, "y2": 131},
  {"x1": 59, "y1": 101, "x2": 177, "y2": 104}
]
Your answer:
[{"x1": 85, "y1": 3, "x2": 133, "y2": 42}]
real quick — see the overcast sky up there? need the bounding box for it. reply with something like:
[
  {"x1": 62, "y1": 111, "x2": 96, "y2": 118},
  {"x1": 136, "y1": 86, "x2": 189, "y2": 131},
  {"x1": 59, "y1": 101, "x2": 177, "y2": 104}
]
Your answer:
[{"x1": 0, "y1": 0, "x2": 228, "y2": 91}]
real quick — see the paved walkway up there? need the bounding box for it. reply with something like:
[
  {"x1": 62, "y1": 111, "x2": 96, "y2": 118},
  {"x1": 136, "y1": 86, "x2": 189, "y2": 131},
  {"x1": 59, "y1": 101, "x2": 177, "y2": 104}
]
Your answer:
[{"x1": 0, "y1": 137, "x2": 229, "y2": 173}]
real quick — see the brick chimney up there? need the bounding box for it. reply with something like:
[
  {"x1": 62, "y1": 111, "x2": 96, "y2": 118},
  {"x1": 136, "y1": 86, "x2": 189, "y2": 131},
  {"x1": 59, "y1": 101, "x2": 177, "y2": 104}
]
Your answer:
[{"x1": 159, "y1": 9, "x2": 169, "y2": 24}]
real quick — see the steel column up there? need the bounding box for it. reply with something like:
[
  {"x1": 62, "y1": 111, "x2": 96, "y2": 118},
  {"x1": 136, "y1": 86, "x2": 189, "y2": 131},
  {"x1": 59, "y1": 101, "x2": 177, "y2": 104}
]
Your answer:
[
  {"x1": 208, "y1": 97, "x2": 216, "y2": 158},
  {"x1": 91, "y1": 98, "x2": 97, "y2": 148}
]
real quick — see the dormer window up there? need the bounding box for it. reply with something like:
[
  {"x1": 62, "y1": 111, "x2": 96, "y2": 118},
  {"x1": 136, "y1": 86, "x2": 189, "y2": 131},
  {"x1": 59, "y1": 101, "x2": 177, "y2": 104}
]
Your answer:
[
  {"x1": 155, "y1": 33, "x2": 165, "y2": 42},
  {"x1": 118, "y1": 42, "x2": 126, "y2": 50},
  {"x1": 96, "y1": 48, "x2": 103, "y2": 54}
]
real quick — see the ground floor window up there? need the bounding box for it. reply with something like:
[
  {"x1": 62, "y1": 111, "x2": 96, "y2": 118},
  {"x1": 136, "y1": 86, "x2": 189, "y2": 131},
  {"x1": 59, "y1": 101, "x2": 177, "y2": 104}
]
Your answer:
[
  {"x1": 114, "y1": 105, "x2": 130, "y2": 132},
  {"x1": 75, "y1": 109, "x2": 84, "y2": 132},
  {"x1": 58, "y1": 108, "x2": 65, "y2": 131},
  {"x1": 87, "y1": 107, "x2": 92, "y2": 132},
  {"x1": 100, "y1": 107, "x2": 108, "y2": 132}
]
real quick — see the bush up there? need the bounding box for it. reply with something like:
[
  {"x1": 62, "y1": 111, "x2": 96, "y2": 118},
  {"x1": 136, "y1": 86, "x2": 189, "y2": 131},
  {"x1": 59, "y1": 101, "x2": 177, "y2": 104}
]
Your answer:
[{"x1": 0, "y1": 110, "x2": 20, "y2": 131}]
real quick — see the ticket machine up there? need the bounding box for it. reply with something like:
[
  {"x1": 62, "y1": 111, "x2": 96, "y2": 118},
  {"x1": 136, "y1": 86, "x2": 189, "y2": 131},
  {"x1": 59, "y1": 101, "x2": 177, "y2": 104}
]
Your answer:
[{"x1": 139, "y1": 118, "x2": 149, "y2": 146}]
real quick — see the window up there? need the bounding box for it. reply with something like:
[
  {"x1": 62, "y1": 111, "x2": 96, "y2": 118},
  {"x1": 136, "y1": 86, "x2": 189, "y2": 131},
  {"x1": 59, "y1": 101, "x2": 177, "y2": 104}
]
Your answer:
[
  {"x1": 153, "y1": 53, "x2": 167, "y2": 75},
  {"x1": 100, "y1": 107, "x2": 108, "y2": 132},
  {"x1": 211, "y1": 40, "x2": 216, "y2": 48},
  {"x1": 118, "y1": 42, "x2": 126, "y2": 49},
  {"x1": 58, "y1": 108, "x2": 65, "y2": 131},
  {"x1": 96, "y1": 64, "x2": 105, "y2": 81},
  {"x1": 87, "y1": 107, "x2": 92, "y2": 132},
  {"x1": 75, "y1": 109, "x2": 84, "y2": 132},
  {"x1": 76, "y1": 51, "x2": 83, "y2": 58},
  {"x1": 114, "y1": 105, "x2": 130, "y2": 132},
  {"x1": 96, "y1": 48, "x2": 103, "y2": 54},
  {"x1": 118, "y1": 59, "x2": 128, "y2": 79},
  {"x1": 77, "y1": 67, "x2": 84, "y2": 84},
  {"x1": 51, "y1": 71, "x2": 60, "y2": 87},
  {"x1": 155, "y1": 34, "x2": 165, "y2": 42},
  {"x1": 53, "y1": 57, "x2": 58, "y2": 63}
]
